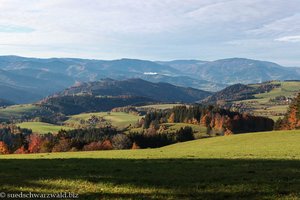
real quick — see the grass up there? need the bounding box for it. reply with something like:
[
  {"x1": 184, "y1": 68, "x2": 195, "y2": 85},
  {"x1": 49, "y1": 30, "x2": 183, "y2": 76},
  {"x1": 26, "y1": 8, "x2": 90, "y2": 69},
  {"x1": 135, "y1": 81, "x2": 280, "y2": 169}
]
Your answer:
[
  {"x1": 1, "y1": 130, "x2": 300, "y2": 199},
  {"x1": 17, "y1": 122, "x2": 72, "y2": 134},
  {"x1": 65, "y1": 112, "x2": 141, "y2": 128}
]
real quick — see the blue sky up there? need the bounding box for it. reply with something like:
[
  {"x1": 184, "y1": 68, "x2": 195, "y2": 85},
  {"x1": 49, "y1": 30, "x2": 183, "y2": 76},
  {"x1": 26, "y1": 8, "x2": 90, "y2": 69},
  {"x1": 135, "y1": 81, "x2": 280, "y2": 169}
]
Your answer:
[{"x1": 0, "y1": 0, "x2": 299, "y2": 66}]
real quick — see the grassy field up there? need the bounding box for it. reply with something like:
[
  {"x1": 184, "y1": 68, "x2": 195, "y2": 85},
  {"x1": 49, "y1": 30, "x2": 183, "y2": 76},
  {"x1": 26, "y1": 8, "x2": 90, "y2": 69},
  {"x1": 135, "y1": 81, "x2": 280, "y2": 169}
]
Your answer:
[
  {"x1": 138, "y1": 103, "x2": 183, "y2": 110},
  {"x1": 65, "y1": 112, "x2": 141, "y2": 128},
  {"x1": 0, "y1": 130, "x2": 299, "y2": 199},
  {"x1": 17, "y1": 122, "x2": 72, "y2": 134},
  {"x1": 0, "y1": 104, "x2": 40, "y2": 120}
]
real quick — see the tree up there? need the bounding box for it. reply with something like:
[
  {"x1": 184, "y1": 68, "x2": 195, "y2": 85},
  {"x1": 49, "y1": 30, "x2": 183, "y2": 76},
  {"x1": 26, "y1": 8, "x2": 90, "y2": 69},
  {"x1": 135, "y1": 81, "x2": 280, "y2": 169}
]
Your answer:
[
  {"x1": 168, "y1": 113, "x2": 175, "y2": 123},
  {"x1": 27, "y1": 134, "x2": 43, "y2": 153},
  {"x1": 112, "y1": 134, "x2": 132, "y2": 150},
  {"x1": 52, "y1": 138, "x2": 72, "y2": 152},
  {"x1": 83, "y1": 141, "x2": 103, "y2": 151},
  {"x1": 100, "y1": 140, "x2": 113, "y2": 150},
  {"x1": 176, "y1": 127, "x2": 194, "y2": 142}
]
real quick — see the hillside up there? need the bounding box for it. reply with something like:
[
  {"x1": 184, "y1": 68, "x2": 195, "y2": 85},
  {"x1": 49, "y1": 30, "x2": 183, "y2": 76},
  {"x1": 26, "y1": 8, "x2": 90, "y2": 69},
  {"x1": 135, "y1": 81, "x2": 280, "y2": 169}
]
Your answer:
[
  {"x1": 201, "y1": 83, "x2": 256, "y2": 103},
  {"x1": 203, "y1": 81, "x2": 300, "y2": 120},
  {"x1": 1, "y1": 130, "x2": 299, "y2": 199},
  {"x1": 57, "y1": 78, "x2": 211, "y2": 103}
]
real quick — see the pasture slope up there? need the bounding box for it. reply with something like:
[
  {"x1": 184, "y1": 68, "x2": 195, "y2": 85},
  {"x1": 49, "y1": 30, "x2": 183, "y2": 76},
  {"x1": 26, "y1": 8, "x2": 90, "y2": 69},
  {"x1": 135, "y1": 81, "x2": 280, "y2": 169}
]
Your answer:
[
  {"x1": 66, "y1": 112, "x2": 141, "y2": 128},
  {"x1": 0, "y1": 130, "x2": 299, "y2": 199}
]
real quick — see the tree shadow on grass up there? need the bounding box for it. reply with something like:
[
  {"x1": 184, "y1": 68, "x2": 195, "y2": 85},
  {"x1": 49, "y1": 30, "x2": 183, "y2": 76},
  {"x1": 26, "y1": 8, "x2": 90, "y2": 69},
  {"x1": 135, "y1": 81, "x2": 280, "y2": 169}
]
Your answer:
[{"x1": 0, "y1": 158, "x2": 299, "y2": 199}]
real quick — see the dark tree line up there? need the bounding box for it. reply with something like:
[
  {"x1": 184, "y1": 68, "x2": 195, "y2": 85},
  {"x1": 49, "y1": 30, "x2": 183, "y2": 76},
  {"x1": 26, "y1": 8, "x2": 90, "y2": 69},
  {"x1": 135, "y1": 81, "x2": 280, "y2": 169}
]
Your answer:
[
  {"x1": 143, "y1": 105, "x2": 274, "y2": 134},
  {"x1": 128, "y1": 126, "x2": 194, "y2": 148}
]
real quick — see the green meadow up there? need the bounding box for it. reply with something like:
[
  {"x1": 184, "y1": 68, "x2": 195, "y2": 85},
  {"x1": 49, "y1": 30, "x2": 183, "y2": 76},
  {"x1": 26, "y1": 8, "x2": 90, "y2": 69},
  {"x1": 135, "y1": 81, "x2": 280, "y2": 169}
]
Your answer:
[
  {"x1": 65, "y1": 112, "x2": 141, "y2": 128},
  {"x1": 1, "y1": 130, "x2": 299, "y2": 199},
  {"x1": 17, "y1": 122, "x2": 72, "y2": 134}
]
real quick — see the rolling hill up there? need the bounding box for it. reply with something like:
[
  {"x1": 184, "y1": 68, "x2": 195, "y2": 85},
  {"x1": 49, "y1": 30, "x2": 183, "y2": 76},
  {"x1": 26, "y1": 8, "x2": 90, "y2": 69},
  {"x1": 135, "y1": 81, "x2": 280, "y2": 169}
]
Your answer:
[{"x1": 38, "y1": 79, "x2": 211, "y2": 115}]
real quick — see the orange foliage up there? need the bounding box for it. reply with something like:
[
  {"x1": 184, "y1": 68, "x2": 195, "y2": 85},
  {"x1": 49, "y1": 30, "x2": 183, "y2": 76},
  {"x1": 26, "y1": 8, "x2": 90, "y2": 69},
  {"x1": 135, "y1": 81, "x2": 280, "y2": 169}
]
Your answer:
[
  {"x1": 131, "y1": 142, "x2": 140, "y2": 149},
  {"x1": 28, "y1": 134, "x2": 43, "y2": 153},
  {"x1": 14, "y1": 146, "x2": 28, "y2": 154},
  {"x1": 168, "y1": 113, "x2": 175, "y2": 123},
  {"x1": 101, "y1": 139, "x2": 113, "y2": 150},
  {"x1": 0, "y1": 141, "x2": 9, "y2": 154}
]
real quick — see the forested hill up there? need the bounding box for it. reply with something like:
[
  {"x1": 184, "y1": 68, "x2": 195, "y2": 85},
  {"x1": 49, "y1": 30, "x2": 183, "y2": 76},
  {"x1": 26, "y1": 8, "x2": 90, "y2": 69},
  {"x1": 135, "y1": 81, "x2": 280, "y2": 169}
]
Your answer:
[
  {"x1": 41, "y1": 95, "x2": 155, "y2": 115},
  {"x1": 56, "y1": 78, "x2": 212, "y2": 103},
  {"x1": 202, "y1": 82, "x2": 281, "y2": 104}
]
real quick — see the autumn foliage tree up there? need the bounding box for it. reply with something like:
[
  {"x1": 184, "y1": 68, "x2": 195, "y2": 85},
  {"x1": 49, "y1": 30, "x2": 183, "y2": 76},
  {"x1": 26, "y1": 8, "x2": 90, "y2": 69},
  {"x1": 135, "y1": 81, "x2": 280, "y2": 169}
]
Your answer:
[
  {"x1": 275, "y1": 93, "x2": 300, "y2": 130},
  {"x1": 27, "y1": 134, "x2": 43, "y2": 153},
  {"x1": 0, "y1": 141, "x2": 9, "y2": 154}
]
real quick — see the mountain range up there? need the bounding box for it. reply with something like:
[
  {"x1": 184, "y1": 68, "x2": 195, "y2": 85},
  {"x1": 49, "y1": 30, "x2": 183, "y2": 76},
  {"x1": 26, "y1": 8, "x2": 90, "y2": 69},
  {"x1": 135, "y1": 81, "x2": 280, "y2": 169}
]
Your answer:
[{"x1": 0, "y1": 55, "x2": 299, "y2": 104}]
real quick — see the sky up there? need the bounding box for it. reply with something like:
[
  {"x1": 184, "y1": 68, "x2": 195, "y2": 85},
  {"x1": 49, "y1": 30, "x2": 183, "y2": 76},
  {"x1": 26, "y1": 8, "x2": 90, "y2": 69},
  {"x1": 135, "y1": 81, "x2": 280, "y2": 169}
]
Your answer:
[{"x1": 0, "y1": 0, "x2": 299, "y2": 66}]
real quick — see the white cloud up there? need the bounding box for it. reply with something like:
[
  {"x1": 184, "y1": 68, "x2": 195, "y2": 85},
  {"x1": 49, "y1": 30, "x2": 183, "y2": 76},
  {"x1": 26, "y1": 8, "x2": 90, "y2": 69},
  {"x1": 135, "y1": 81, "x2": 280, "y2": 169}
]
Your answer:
[{"x1": 275, "y1": 35, "x2": 300, "y2": 42}]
